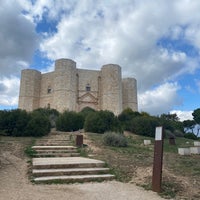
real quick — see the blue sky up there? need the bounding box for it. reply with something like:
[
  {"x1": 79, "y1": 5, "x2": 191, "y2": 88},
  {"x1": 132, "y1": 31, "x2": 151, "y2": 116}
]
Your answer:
[{"x1": 1, "y1": 0, "x2": 200, "y2": 121}]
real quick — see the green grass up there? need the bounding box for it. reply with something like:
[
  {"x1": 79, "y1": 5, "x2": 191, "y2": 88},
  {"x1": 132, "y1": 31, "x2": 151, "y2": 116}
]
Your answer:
[
  {"x1": 24, "y1": 139, "x2": 37, "y2": 158},
  {"x1": 86, "y1": 132, "x2": 200, "y2": 199},
  {"x1": 77, "y1": 146, "x2": 88, "y2": 157},
  {"x1": 159, "y1": 181, "x2": 179, "y2": 199},
  {"x1": 163, "y1": 137, "x2": 195, "y2": 153}
]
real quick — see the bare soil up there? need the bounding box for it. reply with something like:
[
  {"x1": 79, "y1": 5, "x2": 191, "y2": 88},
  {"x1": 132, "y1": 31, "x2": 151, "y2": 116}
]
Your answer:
[{"x1": 0, "y1": 135, "x2": 164, "y2": 200}]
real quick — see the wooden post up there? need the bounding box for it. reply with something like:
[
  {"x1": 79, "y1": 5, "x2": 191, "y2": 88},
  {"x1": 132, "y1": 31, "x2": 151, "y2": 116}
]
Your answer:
[
  {"x1": 76, "y1": 135, "x2": 83, "y2": 147},
  {"x1": 152, "y1": 126, "x2": 164, "y2": 193}
]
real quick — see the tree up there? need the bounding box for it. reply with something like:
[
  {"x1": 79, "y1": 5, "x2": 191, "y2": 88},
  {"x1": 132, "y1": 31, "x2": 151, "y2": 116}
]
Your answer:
[
  {"x1": 79, "y1": 107, "x2": 96, "y2": 120},
  {"x1": 118, "y1": 108, "x2": 141, "y2": 131},
  {"x1": 129, "y1": 116, "x2": 160, "y2": 137},
  {"x1": 56, "y1": 111, "x2": 84, "y2": 132},
  {"x1": 192, "y1": 108, "x2": 200, "y2": 137},
  {"x1": 33, "y1": 108, "x2": 59, "y2": 128},
  {"x1": 84, "y1": 110, "x2": 122, "y2": 133},
  {"x1": 159, "y1": 113, "x2": 183, "y2": 133},
  {"x1": 25, "y1": 112, "x2": 51, "y2": 137},
  {"x1": 0, "y1": 109, "x2": 30, "y2": 136},
  {"x1": 183, "y1": 120, "x2": 196, "y2": 134},
  {"x1": 160, "y1": 113, "x2": 179, "y2": 121}
]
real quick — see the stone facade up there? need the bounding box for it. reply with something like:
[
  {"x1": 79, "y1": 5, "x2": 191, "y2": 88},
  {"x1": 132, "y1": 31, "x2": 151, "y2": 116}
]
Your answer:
[{"x1": 18, "y1": 58, "x2": 138, "y2": 115}]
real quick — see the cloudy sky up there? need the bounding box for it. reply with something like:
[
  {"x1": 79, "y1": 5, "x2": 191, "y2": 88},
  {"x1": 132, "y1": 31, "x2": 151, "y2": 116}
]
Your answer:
[{"x1": 1, "y1": 0, "x2": 200, "y2": 121}]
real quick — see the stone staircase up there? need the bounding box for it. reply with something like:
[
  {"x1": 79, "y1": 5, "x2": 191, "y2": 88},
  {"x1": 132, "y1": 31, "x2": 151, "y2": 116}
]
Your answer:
[
  {"x1": 32, "y1": 146, "x2": 80, "y2": 157},
  {"x1": 31, "y1": 131, "x2": 114, "y2": 183}
]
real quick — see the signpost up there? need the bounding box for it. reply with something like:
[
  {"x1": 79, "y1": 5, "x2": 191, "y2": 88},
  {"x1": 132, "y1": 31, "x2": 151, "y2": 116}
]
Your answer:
[{"x1": 152, "y1": 126, "x2": 164, "y2": 193}]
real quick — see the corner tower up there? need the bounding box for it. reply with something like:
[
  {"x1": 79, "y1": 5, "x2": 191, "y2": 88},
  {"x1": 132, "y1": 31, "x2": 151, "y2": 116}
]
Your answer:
[
  {"x1": 122, "y1": 78, "x2": 138, "y2": 111},
  {"x1": 53, "y1": 58, "x2": 77, "y2": 112},
  {"x1": 101, "y1": 64, "x2": 122, "y2": 115},
  {"x1": 18, "y1": 69, "x2": 41, "y2": 111}
]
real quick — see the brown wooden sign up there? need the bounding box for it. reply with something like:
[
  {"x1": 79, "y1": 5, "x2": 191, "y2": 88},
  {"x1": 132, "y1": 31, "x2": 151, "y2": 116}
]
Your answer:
[{"x1": 152, "y1": 126, "x2": 164, "y2": 193}]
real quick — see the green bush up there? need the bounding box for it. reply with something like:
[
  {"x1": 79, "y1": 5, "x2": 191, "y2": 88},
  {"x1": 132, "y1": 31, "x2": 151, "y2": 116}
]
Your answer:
[
  {"x1": 80, "y1": 107, "x2": 96, "y2": 120},
  {"x1": 118, "y1": 108, "x2": 141, "y2": 131},
  {"x1": 184, "y1": 133, "x2": 198, "y2": 140},
  {"x1": 0, "y1": 109, "x2": 30, "y2": 136},
  {"x1": 56, "y1": 111, "x2": 84, "y2": 131},
  {"x1": 33, "y1": 108, "x2": 59, "y2": 128},
  {"x1": 103, "y1": 132, "x2": 128, "y2": 147},
  {"x1": 173, "y1": 129, "x2": 184, "y2": 137},
  {"x1": 129, "y1": 116, "x2": 160, "y2": 137},
  {"x1": 165, "y1": 129, "x2": 175, "y2": 139},
  {"x1": 84, "y1": 110, "x2": 122, "y2": 133},
  {"x1": 25, "y1": 112, "x2": 51, "y2": 137}
]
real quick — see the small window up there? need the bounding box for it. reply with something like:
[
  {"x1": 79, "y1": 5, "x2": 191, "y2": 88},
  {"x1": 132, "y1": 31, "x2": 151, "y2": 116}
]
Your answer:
[
  {"x1": 47, "y1": 86, "x2": 52, "y2": 94},
  {"x1": 86, "y1": 84, "x2": 91, "y2": 91},
  {"x1": 47, "y1": 103, "x2": 50, "y2": 109}
]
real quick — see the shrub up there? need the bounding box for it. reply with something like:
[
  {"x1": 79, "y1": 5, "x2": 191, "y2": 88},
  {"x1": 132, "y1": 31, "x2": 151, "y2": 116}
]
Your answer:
[
  {"x1": 80, "y1": 107, "x2": 96, "y2": 120},
  {"x1": 56, "y1": 111, "x2": 84, "y2": 131},
  {"x1": 173, "y1": 129, "x2": 184, "y2": 137},
  {"x1": 165, "y1": 129, "x2": 175, "y2": 139},
  {"x1": 184, "y1": 133, "x2": 198, "y2": 140},
  {"x1": 129, "y1": 116, "x2": 160, "y2": 137},
  {"x1": 33, "y1": 108, "x2": 59, "y2": 128},
  {"x1": 0, "y1": 109, "x2": 31, "y2": 136},
  {"x1": 118, "y1": 108, "x2": 141, "y2": 131},
  {"x1": 25, "y1": 112, "x2": 51, "y2": 137},
  {"x1": 103, "y1": 132, "x2": 128, "y2": 147},
  {"x1": 84, "y1": 110, "x2": 122, "y2": 133}
]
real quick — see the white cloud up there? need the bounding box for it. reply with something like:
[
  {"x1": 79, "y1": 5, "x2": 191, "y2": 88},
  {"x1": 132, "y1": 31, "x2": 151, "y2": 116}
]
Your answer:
[
  {"x1": 0, "y1": 76, "x2": 20, "y2": 106},
  {"x1": 170, "y1": 110, "x2": 193, "y2": 121},
  {"x1": 0, "y1": 1, "x2": 39, "y2": 108},
  {"x1": 138, "y1": 82, "x2": 182, "y2": 115},
  {"x1": 0, "y1": 1, "x2": 38, "y2": 77},
  {"x1": 38, "y1": 0, "x2": 200, "y2": 93}
]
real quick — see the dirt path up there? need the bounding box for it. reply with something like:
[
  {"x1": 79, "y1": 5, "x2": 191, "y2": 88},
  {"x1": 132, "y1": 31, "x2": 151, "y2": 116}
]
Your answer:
[{"x1": 0, "y1": 136, "x2": 164, "y2": 200}]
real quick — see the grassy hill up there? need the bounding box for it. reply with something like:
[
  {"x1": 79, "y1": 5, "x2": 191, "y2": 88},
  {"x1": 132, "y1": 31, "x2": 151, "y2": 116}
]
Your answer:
[{"x1": 83, "y1": 132, "x2": 200, "y2": 199}]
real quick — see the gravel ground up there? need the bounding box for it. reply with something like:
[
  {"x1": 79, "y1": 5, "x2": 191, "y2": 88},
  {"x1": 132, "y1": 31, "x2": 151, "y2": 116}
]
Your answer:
[{"x1": 0, "y1": 137, "x2": 165, "y2": 200}]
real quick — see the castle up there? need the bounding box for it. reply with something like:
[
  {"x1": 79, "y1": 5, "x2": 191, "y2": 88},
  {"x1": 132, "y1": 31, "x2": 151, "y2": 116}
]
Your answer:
[{"x1": 18, "y1": 58, "x2": 138, "y2": 115}]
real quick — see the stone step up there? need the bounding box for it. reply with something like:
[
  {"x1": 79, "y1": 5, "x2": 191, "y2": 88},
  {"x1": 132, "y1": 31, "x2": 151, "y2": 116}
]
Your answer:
[
  {"x1": 36, "y1": 140, "x2": 71, "y2": 143},
  {"x1": 33, "y1": 167, "x2": 110, "y2": 177},
  {"x1": 33, "y1": 174, "x2": 115, "y2": 183},
  {"x1": 32, "y1": 157, "x2": 105, "y2": 169},
  {"x1": 34, "y1": 152, "x2": 80, "y2": 157},
  {"x1": 37, "y1": 138, "x2": 71, "y2": 141},
  {"x1": 36, "y1": 143, "x2": 72, "y2": 146},
  {"x1": 32, "y1": 146, "x2": 77, "y2": 151},
  {"x1": 34, "y1": 149, "x2": 78, "y2": 153},
  {"x1": 49, "y1": 132, "x2": 71, "y2": 136}
]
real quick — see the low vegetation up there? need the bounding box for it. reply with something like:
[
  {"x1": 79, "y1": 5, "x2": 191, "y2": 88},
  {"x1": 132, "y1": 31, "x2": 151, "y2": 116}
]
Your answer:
[
  {"x1": 103, "y1": 131, "x2": 128, "y2": 147},
  {"x1": 84, "y1": 110, "x2": 122, "y2": 133},
  {"x1": 0, "y1": 108, "x2": 56, "y2": 137},
  {"x1": 0, "y1": 107, "x2": 200, "y2": 140},
  {"x1": 56, "y1": 111, "x2": 84, "y2": 131},
  {"x1": 85, "y1": 132, "x2": 200, "y2": 199}
]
